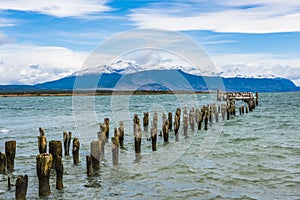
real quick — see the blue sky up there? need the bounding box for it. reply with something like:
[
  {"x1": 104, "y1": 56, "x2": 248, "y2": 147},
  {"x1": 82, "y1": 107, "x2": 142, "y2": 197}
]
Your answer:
[{"x1": 0, "y1": 0, "x2": 300, "y2": 85}]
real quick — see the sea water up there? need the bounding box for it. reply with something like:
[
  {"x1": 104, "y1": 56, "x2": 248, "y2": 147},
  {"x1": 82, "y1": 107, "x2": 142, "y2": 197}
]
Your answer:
[{"x1": 0, "y1": 92, "x2": 299, "y2": 199}]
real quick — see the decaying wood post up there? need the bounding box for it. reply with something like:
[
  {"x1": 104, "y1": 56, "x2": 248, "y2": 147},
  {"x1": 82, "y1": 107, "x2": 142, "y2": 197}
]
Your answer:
[
  {"x1": 162, "y1": 112, "x2": 166, "y2": 129},
  {"x1": 5, "y1": 140, "x2": 16, "y2": 172},
  {"x1": 49, "y1": 140, "x2": 62, "y2": 170},
  {"x1": 86, "y1": 156, "x2": 92, "y2": 177},
  {"x1": 90, "y1": 140, "x2": 102, "y2": 170},
  {"x1": 63, "y1": 131, "x2": 72, "y2": 156},
  {"x1": 153, "y1": 112, "x2": 158, "y2": 136},
  {"x1": 134, "y1": 125, "x2": 142, "y2": 160},
  {"x1": 209, "y1": 107, "x2": 213, "y2": 125},
  {"x1": 98, "y1": 123, "x2": 106, "y2": 160},
  {"x1": 55, "y1": 156, "x2": 63, "y2": 190},
  {"x1": 133, "y1": 114, "x2": 142, "y2": 159},
  {"x1": 72, "y1": 138, "x2": 80, "y2": 165},
  {"x1": 204, "y1": 108, "x2": 208, "y2": 130},
  {"x1": 111, "y1": 130, "x2": 119, "y2": 165},
  {"x1": 255, "y1": 92, "x2": 258, "y2": 106},
  {"x1": 174, "y1": 108, "x2": 181, "y2": 141},
  {"x1": 0, "y1": 152, "x2": 6, "y2": 174},
  {"x1": 168, "y1": 112, "x2": 173, "y2": 131},
  {"x1": 143, "y1": 112, "x2": 149, "y2": 132},
  {"x1": 221, "y1": 105, "x2": 226, "y2": 121},
  {"x1": 15, "y1": 174, "x2": 28, "y2": 200},
  {"x1": 36, "y1": 153, "x2": 52, "y2": 196},
  {"x1": 163, "y1": 121, "x2": 169, "y2": 143},
  {"x1": 111, "y1": 137, "x2": 119, "y2": 165},
  {"x1": 242, "y1": 106, "x2": 245, "y2": 114},
  {"x1": 38, "y1": 127, "x2": 47, "y2": 154},
  {"x1": 151, "y1": 125, "x2": 157, "y2": 151},
  {"x1": 8, "y1": 176, "x2": 11, "y2": 191},
  {"x1": 183, "y1": 112, "x2": 188, "y2": 137},
  {"x1": 104, "y1": 118, "x2": 110, "y2": 142},
  {"x1": 246, "y1": 106, "x2": 248, "y2": 113},
  {"x1": 118, "y1": 121, "x2": 125, "y2": 149},
  {"x1": 226, "y1": 104, "x2": 230, "y2": 120},
  {"x1": 189, "y1": 107, "x2": 195, "y2": 131},
  {"x1": 198, "y1": 111, "x2": 203, "y2": 130}
]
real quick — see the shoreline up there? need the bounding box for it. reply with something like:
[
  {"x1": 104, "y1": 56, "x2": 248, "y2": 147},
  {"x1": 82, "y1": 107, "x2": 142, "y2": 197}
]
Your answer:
[{"x1": 0, "y1": 90, "x2": 212, "y2": 97}]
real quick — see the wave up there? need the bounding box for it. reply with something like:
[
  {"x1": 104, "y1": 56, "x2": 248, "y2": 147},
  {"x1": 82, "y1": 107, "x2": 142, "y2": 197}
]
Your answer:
[{"x1": 0, "y1": 128, "x2": 9, "y2": 133}]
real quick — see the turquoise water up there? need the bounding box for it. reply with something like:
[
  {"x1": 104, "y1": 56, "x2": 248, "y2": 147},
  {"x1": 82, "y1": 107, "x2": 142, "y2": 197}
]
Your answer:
[{"x1": 0, "y1": 93, "x2": 299, "y2": 199}]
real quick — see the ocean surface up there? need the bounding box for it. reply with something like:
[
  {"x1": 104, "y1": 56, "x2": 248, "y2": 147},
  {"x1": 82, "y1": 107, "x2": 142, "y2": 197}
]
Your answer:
[{"x1": 0, "y1": 92, "x2": 299, "y2": 199}]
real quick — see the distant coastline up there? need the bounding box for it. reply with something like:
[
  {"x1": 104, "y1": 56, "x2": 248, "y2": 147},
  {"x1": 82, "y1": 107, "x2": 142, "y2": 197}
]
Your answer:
[{"x1": 0, "y1": 90, "x2": 214, "y2": 97}]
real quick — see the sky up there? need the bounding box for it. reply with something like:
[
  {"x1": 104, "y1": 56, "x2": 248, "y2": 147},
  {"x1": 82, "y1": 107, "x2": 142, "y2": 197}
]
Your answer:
[{"x1": 0, "y1": 0, "x2": 300, "y2": 85}]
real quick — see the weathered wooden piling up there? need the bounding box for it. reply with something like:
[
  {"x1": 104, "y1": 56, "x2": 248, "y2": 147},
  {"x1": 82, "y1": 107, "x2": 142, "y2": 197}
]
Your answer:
[
  {"x1": 104, "y1": 118, "x2": 110, "y2": 142},
  {"x1": 86, "y1": 156, "x2": 92, "y2": 177},
  {"x1": 38, "y1": 127, "x2": 47, "y2": 154},
  {"x1": 189, "y1": 107, "x2": 195, "y2": 131},
  {"x1": 15, "y1": 174, "x2": 28, "y2": 200},
  {"x1": 143, "y1": 112, "x2": 149, "y2": 132},
  {"x1": 151, "y1": 126, "x2": 157, "y2": 151},
  {"x1": 204, "y1": 109, "x2": 208, "y2": 130},
  {"x1": 111, "y1": 135, "x2": 119, "y2": 165},
  {"x1": 163, "y1": 121, "x2": 169, "y2": 143},
  {"x1": 49, "y1": 140, "x2": 62, "y2": 170},
  {"x1": 217, "y1": 89, "x2": 221, "y2": 101},
  {"x1": 242, "y1": 106, "x2": 245, "y2": 114},
  {"x1": 183, "y1": 112, "x2": 188, "y2": 137},
  {"x1": 0, "y1": 152, "x2": 6, "y2": 174},
  {"x1": 221, "y1": 105, "x2": 226, "y2": 121},
  {"x1": 119, "y1": 121, "x2": 125, "y2": 149},
  {"x1": 168, "y1": 112, "x2": 173, "y2": 131},
  {"x1": 134, "y1": 126, "x2": 142, "y2": 159},
  {"x1": 8, "y1": 176, "x2": 11, "y2": 191},
  {"x1": 198, "y1": 111, "x2": 203, "y2": 130},
  {"x1": 255, "y1": 92, "x2": 258, "y2": 106},
  {"x1": 5, "y1": 140, "x2": 16, "y2": 172},
  {"x1": 72, "y1": 138, "x2": 80, "y2": 165},
  {"x1": 63, "y1": 131, "x2": 72, "y2": 156},
  {"x1": 209, "y1": 107, "x2": 213, "y2": 125},
  {"x1": 174, "y1": 108, "x2": 181, "y2": 141},
  {"x1": 226, "y1": 105, "x2": 230, "y2": 120},
  {"x1": 55, "y1": 156, "x2": 63, "y2": 190},
  {"x1": 36, "y1": 153, "x2": 52, "y2": 196},
  {"x1": 246, "y1": 106, "x2": 248, "y2": 113},
  {"x1": 90, "y1": 140, "x2": 102, "y2": 170},
  {"x1": 98, "y1": 123, "x2": 106, "y2": 159}
]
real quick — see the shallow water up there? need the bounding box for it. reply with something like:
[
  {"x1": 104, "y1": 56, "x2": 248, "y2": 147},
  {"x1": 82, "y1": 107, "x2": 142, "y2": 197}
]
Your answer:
[{"x1": 0, "y1": 92, "x2": 299, "y2": 199}]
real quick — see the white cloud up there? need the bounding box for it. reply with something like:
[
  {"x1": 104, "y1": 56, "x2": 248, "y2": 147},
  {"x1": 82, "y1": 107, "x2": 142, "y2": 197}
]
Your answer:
[
  {"x1": 0, "y1": 0, "x2": 111, "y2": 18},
  {"x1": 211, "y1": 53, "x2": 300, "y2": 85},
  {"x1": 129, "y1": 0, "x2": 300, "y2": 33},
  {"x1": 0, "y1": 43, "x2": 88, "y2": 84},
  {"x1": 0, "y1": 33, "x2": 14, "y2": 45}
]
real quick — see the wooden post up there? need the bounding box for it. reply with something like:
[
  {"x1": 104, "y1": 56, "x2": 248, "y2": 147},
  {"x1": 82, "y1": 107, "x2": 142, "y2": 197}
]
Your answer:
[
  {"x1": 111, "y1": 136, "x2": 119, "y2": 165},
  {"x1": 189, "y1": 107, "x2": 195, "y2": 131},
  {"x1": 215, "y1": 110, "x2": 219, "y2": 123},
  {"x1": 183, "y1": 112, "x2": 188, "y2": 137},
  {"x1": 119, "y1": 121, "x2": 125, "y2": 149},
  {"x1": 143, "y1": 112, "x2": 149, "y2": 132},
  {"x1": 168, "y1": 112, "x2": 173, "y2": 131},
  {"x1": 0, "y1": 152, "x2": 6, "y2": 174},
  {"x1": 38, "y1": 127, "x2": 47, "y2": 154},
  {"x1": 49, "y1": 141, "x2": 62, "y2": 170},
  {"x1": 5, "y1": 140, "x2": 16, "y2": 172},
  {"x1": 198, "y1": 111, "x2": 203, "y2": 130},
  {"x1": 209, "y1": 107, "x2": 213, "y2": 125},
  {"x1": 255, "y1": 92, "x2": 258, "y2": 106},
  {"x1": 55, "y1": 156, "x2": 63, "y2": 190},
  {"x1": 217, "y1": 89, "x2": 221, "y2": 101},
  {"x1": 246, "y1": 106, "x2": 248, "y2": 113},
  {"x1": 63, "y1": 131, "x2": 72, "y2": 156},
  {"x1": 72, "y1": 138, "x2": 80, "y2": 165},
  {"x1": 242, "y1": 106, "x2": 245, "y2": 114},
  {"x1": 163, "y1": 121, "x2": 169, "y2": 143},
  {"x1": 36, "y1": 153, "x2": 52, "y2": 196},
  {"x1": 221, "y1": 105, "x2": 225, "y2": 121},
  {"x1": 226, "y1": 105, "x2": 230, "y2": 120},
  {"x1": 104, "y1": 118, "x2": 110, "y2": 142},
  {"x1": 90, "y1": 140, "x2": 102, "y2": 170},
  {"x1": 8, "y1": 176, "x2": 11, "y2": 191},
  {"x1": 15, "y1": 174, "x2": 28, "y2": 200},
  {"x1": 134, "y1": 126, "x2": 142, "y2": 160},
  {"x1": 151, "y1": 126, "x2": 157, "y2": 151},
  {"x1": 174, "y1": 108, "x2": 181, "y2": 141},
  {"x1": 204, "y1": 110, "x2": 208, "y2": 130},
  {"x1": 86, "y1": 156, "x2": 92, "y2": 177}
]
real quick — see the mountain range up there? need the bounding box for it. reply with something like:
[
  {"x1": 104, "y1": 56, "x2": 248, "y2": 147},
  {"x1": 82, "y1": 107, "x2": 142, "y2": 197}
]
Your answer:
[{"x1": 0, "y1": 68, "x2": 299, "y2": 93}]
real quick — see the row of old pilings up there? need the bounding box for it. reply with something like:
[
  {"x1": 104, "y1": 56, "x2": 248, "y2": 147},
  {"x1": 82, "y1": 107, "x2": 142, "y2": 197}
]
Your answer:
[
  {"x1": 83, "y1": 95, "x2": 258, "y2": 176},
  {"x1": 0, "y1": 127, "x2": 81, "y2": 199}
]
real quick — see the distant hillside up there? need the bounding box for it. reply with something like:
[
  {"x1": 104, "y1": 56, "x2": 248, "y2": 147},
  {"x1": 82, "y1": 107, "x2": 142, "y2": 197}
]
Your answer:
[{"x1": 0, "y1": 69, "x2": 299, "y2": 93}]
